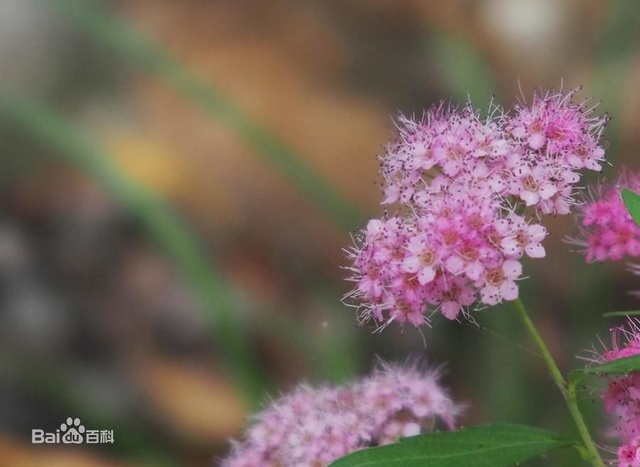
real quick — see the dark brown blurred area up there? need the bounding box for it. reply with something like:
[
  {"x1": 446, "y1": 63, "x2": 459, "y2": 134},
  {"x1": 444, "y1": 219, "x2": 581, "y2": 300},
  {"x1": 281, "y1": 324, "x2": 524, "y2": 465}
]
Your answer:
[{"x1": 1, "y1": 1, "x2": 639, "y2": 466}]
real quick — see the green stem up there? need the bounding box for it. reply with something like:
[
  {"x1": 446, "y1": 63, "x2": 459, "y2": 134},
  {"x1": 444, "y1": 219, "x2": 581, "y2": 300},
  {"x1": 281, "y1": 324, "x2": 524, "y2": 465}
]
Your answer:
[{"x1": 512, "y1": 298, "x2": 604, "y2": 467}]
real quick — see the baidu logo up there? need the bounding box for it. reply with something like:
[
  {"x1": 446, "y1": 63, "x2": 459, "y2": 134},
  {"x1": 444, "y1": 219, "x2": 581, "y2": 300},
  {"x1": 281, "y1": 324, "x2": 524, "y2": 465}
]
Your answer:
[
  {"x1": 61, "y1": 417, "x2": 84, "y2": 444},
  {"x1": 32, "y1": 417, "x2": 114, "y2": 445}
]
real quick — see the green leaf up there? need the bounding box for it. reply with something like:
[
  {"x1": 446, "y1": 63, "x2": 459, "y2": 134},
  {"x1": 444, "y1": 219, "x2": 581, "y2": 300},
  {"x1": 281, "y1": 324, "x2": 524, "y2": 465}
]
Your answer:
[
  {"x1": 573, "y1": 354, "x2": 640, "y2": 380},
  {"x1": 622, "y1": 189, "x2": 640, "y2": 227},
  {"x1": 568, "y1": 369, "x2": 586, "y2": 388},
  {"x1": 329, "y1": 424, "x2": 577, "y2": 467},
  {"x1": 603, "y1": 310, "x2": 640, "y2": 318},
  {"x1": 433, "y1": 35, "x2": 497, "y2": 105}
]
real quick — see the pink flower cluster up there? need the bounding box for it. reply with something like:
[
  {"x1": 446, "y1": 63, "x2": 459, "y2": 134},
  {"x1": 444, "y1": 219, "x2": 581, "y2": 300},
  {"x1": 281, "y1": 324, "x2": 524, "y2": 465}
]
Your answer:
[
  {"x1": 220, "y1": 363, "x2": 461, "y2": 467},
  {"x1": 571, "y1": 173, "x2": 640, "y2": 263},
  {"x1": 595, "y1": 318, "x2": 640, "y2": 466},
  {"x1": 346, "y1": 90, "x2": 607, "y2": 328}
]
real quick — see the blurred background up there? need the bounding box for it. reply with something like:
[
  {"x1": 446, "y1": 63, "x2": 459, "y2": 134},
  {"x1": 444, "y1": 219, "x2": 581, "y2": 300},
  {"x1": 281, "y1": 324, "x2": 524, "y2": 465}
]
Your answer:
[{"x1": 0, "y1": 1, "x2": 639, "y2": 466}]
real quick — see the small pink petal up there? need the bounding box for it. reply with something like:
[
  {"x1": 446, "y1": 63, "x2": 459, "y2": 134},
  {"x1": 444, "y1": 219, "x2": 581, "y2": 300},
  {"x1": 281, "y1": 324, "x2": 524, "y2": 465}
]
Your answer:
[
  {"x1": 501, "y1": 238, "x2": 521, "y2": 257},
  {"x1": 520, "y1": 190, "x2": 540, "y2": 206},
  {"x1": 500, "y1": 281, "x2": 519, "y2": 301},
  {"x1": 441, "y1": 301, "x2": 460, "y2": 320},
  {"x1": 528, "y1": 133, "x2": 546, "y2": 149},
  {"x1": 525, "y1": 243, "x2": 546, "y2": 258},
  {"x1": 444, "y1": 256, "x2": 465, "y2": 275},
  {"x1": 538, "y1": 183, "x2": 558, "y2": 200},
  {"x1": 418, "y1": 267, "x2": 436, "y2": 285},
  {"x1": 528, "y1": 224, "x2": 547, "y2": 242},
  {"x1": 465, "y1": 261, "x2": 484, "y2": 281},
  {"x1": 627, "y1": 240, "x2": 640, "y2": 257},
  {"x1": 401, "y1": 256, "x2": 422, "y2": 273},
  {"x1": 503, "y1": 260, "x2": 523, "y2": 278},
  {"x1": 480, "y1": 286, "x2": 500, "y2": 306}
]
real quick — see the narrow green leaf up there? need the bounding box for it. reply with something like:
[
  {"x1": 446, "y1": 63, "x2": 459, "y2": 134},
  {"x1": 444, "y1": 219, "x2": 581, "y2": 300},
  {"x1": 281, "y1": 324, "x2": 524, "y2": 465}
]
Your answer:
[
  {"x1": 433, "y1": 34, "x2": 498, "y2": 105},
  {"x1": 0, "y1": 95, "x2": 270, "y2": 408},
  {"x1": 603, "y1": 310, "x2": 640, "y2": 318},
  {"x1": 622, "y1": 189, "x2": 640, "y2": 227},
  {"x1": 575, "y1": 354, "x2": 640, "y2": 378},
  {"x1": 329, "y1": 424, "x2": 577, "y2": 467}
]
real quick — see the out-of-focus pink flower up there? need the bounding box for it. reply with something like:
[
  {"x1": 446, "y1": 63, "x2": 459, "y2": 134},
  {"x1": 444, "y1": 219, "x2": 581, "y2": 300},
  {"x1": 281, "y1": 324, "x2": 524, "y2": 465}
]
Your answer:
[
  {"x1": 570, "y1": 173, "x2": 640, "y2": 263},
  {"x1": 591, "y1": 318, "x2": 640, "y2": 466},
  {"x1": 220, "y1": 363, "x2": 461, "y2": 467}
]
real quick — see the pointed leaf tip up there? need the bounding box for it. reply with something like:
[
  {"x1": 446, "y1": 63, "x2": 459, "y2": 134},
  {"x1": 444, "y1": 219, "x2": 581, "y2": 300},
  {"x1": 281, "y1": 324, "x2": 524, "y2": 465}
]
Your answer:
[
  {"x1": 622, "y1": 189, "x2": 640, "y2": 227},
  {"x1": 579, "y1": 354, "x2": 640, "y2": 378},
  {"x1": 329, "y1": 424, "x2": 577, "y2": 467}
]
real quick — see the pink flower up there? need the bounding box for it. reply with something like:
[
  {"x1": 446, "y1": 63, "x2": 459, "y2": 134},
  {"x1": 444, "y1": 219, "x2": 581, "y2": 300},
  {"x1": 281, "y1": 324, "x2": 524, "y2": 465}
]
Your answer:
[
  {"x1": 509, "y1": 164, "x2": 558, "y2": 207},
  {"x1": 346, "y1": 88, "x2": 607, "y2": 329},
  {"x1": 220, "y1": 363, "x2": 462, "y2": 467},
  {"x1": 566, "y1": 138, "x2": 605, "y2": 171},
  {"x1": 509, "y1": 89, "x2": 607, "y2": 161},
  {"x1": 591, "y1": 318, "x2": 640, "y2": 466},
  {"x1": 570, "y1": 173, "x2": 640, "y2": 263},
  {"x1": 443, "y1": 237, "x2": 489, "y2": 281},
  {"x1": 496, "y1": 215, "x2": 547, "y2": 259},
  {"x1": 507, "y1": 89, "x2": 607, "y2": 215},
  {"x1": 617, "y1": 438, "x2": 640, "y2": 467},
  {"x1": 401, "y1": 234, "x2": 440, "y2": 285},
  {"x1": 356, "y1": 363, "x2": 461, "y2": 440},
  {"x1": 479, "y1": 259, "x2": 522, "y2": 306},
  {"x1": 433, "y1": 276, "x2": 476, "y2": 320}
]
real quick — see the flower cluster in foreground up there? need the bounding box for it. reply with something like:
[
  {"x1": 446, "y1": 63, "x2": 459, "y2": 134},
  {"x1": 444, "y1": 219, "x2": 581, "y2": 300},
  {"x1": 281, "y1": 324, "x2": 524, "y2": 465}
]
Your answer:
[
  {"x1": 593, "y1": 318, "x2": 640, "y2": 466},
  {"x1": 346, "y1": 90, "x2": 608, "y2": 328},
  {"x1": 220, "y1": 363, "x2": 461, "y2": 467},
  {"x1": 571, "y1": 172, "x2": 640, "y2": 263}
]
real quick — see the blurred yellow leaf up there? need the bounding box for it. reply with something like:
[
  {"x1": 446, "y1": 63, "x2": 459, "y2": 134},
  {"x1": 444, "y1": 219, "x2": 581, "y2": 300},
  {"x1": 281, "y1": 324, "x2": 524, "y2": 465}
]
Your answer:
[
  {"x1": 134, "y1": 356, "x2": 246, "y2": 444},
  {"x1": 108, "y1": 133, "x2": 190, "y2": 200}
]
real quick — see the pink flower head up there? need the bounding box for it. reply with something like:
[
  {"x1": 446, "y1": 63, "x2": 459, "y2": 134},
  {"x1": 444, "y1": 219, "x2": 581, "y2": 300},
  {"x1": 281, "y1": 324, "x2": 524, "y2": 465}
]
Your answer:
[
  {"x1": 495, "y1": 215, "x2": 547, "y2": 259},
  {"x1": 432, "y1": 276, "x2": 476, "y2": 320},
  {"x1": 508, "y1": 163, "x2": 558, "y2": 207},
  {"x1": 478, "y1": 259, "x2": 522, "y2": 306},
  {"x1": 618, "y1": 438, "x2": 640, "y2": 467},
  {"x1": 570, "y1": 172, "x2": 640, "y2": 263},
  {"x1": 507, "y1": 89, "x2": 607, "y2": 215},
  {"x1": 591, "y1": 318, "x2": 640, "y2": 466},
  {"x1": 509, "y1": 89, "x2": 607, "y2": 161},
  {"x1": 401, "y1": 234, "x2": 441, "y2": 285},
  {"x1": 346, "y1": 88, "x2": 606, "y2": 330},
  {"x1": 220, "y1": 362, "x2": 461, "y2": 467}
]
